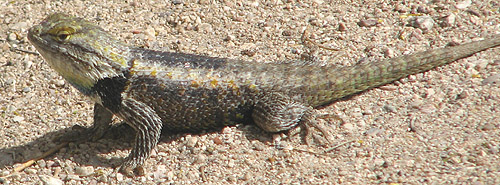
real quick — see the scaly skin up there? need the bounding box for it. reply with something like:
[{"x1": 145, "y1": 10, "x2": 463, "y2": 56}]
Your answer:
[{"x1": 27, "y1": 13, "x2": 500, "y2": 176}]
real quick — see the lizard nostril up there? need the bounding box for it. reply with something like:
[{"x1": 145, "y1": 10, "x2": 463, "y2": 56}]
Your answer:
[{"x1": 28, "y1": 25, "x2": 42, "y2": 36}]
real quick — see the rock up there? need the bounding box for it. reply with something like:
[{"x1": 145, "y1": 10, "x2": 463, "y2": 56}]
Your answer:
[
  {"x1": 409, "y1": 16, "x2": 435, "y2": 33},
  {"x1": 23, "y1": 60, "x2": 32, "y2": 69},
  {"x1": 252, "y1": 141, "x2": 266, "y2": 151},
  {"x1": 342, "y1": 123, "x2": 355, "y2": 131},
  {"x1": 338, "y1": 22, "x2": 347, "y2": 32},
  {"x1": 185, "y1": 136, "x2": 198, "y2": 147},
  {"x1": 383, "y1": 104, "x2": 397, "y2": 113},
  {"x1": 365, "y1": 128, "x2": 384, "y2": 136},
  {"x1": 482, "y1": 74, "x2": 500, "y2": 85},
  {"x1": 196, "y1": 23, "x2": 212, "y2": 33},
  {"x1": 455, "y1": 0, "x2": 471, "y2": 10},
  {"x1": 25, "y1": 168, "x2": 37, "y2": 174},
  {"x1": 22, "y1": 87, "x2": 31, "y2": 93},
  {"x1": 116, "y1": 172, "x2": 124, "y2": 181},
  {"x1": 357, "y1": 19, "x2": 378, "y2": 27},
  {"x1": 383, "y1": 48, "x2": 394, "y2": 58},
  {"x1": 39, "y1": 175, "x2": 63, "y2": 185},
  {"x1": 153, "y1": 165, "x2": 167, "y2": 179},
  {"x1": 224, "y1": 34, "x2": 235, "y2": 41},
  {"x1": 193, "y1": 154, "x2": 206, "y2": 164},
  {"x1": 11, "y1": 22, "x2": 29, "y2": 31},
  {"x1": 7, "y1": 32, "x2": 18, "y2": 42},
  {"x1": 74, "y1": 166, "x2": 94, "y2": 176},
  {"x1": 440, "y1": 14, "x2": 456, "y2": 27},
  {"x1": 12, "y1": 116, "x2": 24, "y2": 122}
]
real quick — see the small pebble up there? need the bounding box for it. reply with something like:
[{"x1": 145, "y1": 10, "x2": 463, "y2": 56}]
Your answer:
[
  {"x1": 282, "y1": 30, "x2": 292, "y2": 36},
  {"x1": 116, "y1": 173, "x2": 124, "y2": 181},
  {"x1": 416, "y1": 6, "x2": 429, "y2": 14},
  {"x1": 213, "y1": 137, "x2": 223, "y2": 145},
  {"x1": 365, "y1": 128, "x2": 384, "y2": 136},
  {"x1": 12, "y1": 116, "x2": 24, "y2": 122},
  {"x1": 196, "y1": 23, "x2": 212, "y2": 33},
  {"x1": 363, "y1": 110, "x2": 373, "y2": 115},
  {"x1": 193, "y1": 154, "x2": 206, "y2": 164},
  {"x1": 38, "y1": 175, "x2": 63, "y2": 185},
  {"x1": 374, "y1": 159, "x2": 386, "y2": 166},
  {"x1": 7, "y1": 33, "x2": 18, "y2": 42},
  {"x1": 25, "y1": 168, "x2": 37, "y2": 174},
  {"x1": 357, "y1": 19, "x2": 378, "y2": 27},
  {"x1": 379, "y1": 85, "x2": 398, "y2": 91},
  {"x1": 252, "y1": 141, "x2": 266, "y2": 151},
  {"x1": 410, "y1": 99, "x2": 423, "y2": 109},
  {"x1": 383, "y1": 104, "x2": 397, "y2": 113},
  {"x1": 55, "y1": 80, "x2": 65, "y2": 87},
  {"x1": 65, "y1": 174, "x2": 81, "y2": 181},
  {"x1": 23, "y1": 87, "x2": 31, "y2": 93},
  {"x1": 98, "y1": 174, "x2": 108, "y2": 183},
  {"x1": 482, "y1": 74, "x2": 500, "y2": 85},
  {"x1": 342, "y1": 123, "x2": 355, "y2": 131},
  {"x1": 478, "y1": 123, "x2": 495, "y2": 131},
  {"x1": 224, "y1": 34, "x2": 235, "y2": 41},
  {"x1": 425, "y1": 88, "x2": 435, "y2": 98},
  {"x1": 185, "y1": 136, "x2": 198, "y2": 147},
  {"x1": 338, "y1": 22, "x2": 347, "y2": 31},
  {"x1": 5, "y1": 78, "x2": 15, "y2": 85},
  {"x1": 410, "y1": 16, "x2": 434, "y2": 33},
  {"x1": 383, "y1": 48, "x2": 394, "y2": 58},
  {"x1": 74, "y1": 166, "x2": 94, "y2": 176},
  {"x1": 394, "y1": 4, "x2": 408, "y2": 13},
  {"x1": 153, "y1": 165, "x2": 167, "y2": 179},
  {"x1": 172, "y1": 0, "x2": 183, "y2": 5},
  {"x1": 456, "y1": 0, "x2": 471, "y2": 10},
  {"x1": 440, "y1": 14, "x2": 456, "y2": 27},
  {"x1": 11, "y1": 22, "x2": 29, "y2": 30},
  {"x1": 407, "y1": 75, "x2": 417, "y2": 82},
  {"x1": 166, "y1": 171, "x2": 175, "y2": 180},
  {"x1": 24, "y1": 60, "x2": 32, "y2": 69}
]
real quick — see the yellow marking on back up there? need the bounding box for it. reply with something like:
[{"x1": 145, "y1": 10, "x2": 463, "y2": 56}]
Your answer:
[
  {"x1": 150, "y1": 68, "x2": 158, "y2": 76},
  {"x1": 210, "y1": 79, "x2": 218, "y2": 88},
  {"x1": 191, "y1": 80, "x2": 200, "y2": 88}
]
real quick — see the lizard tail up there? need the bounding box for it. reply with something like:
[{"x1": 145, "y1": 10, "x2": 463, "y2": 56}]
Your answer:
[{"x1": 304, "y1": 34, "x2": 500, "y2": 107}]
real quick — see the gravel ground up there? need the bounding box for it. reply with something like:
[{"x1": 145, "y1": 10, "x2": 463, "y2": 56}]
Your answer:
[{"x1": 1, "y1": 0, "x2": 499, "y2": 184}]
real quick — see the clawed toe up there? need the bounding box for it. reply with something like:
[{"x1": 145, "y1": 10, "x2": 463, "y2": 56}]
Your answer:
[{"x1": 300, "y1": 110, "x2": 343, "y2": 146}]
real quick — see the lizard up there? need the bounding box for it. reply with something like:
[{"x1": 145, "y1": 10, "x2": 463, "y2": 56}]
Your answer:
[{"x1": 27, "y1": 13, "x2": 500, "y2": 176}]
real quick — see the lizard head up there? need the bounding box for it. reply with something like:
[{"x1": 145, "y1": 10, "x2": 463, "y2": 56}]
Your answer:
[{"x1": 28, "y1": 13, "x2": 130, "y2": 94}]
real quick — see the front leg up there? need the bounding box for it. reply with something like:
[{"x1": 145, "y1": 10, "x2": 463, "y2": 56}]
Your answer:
[
  {"x1": 117, "y1": 98, "x2": 163, "y2": 176},
  {"x1": 91, "y1": 103, "x2": 114, "y2": 141},
  {"x1": 57, "y1": 103, "x2": 113, "y2": 142}
]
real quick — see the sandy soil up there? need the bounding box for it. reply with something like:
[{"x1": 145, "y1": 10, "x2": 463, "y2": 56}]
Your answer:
[{"x1": 1, "y1": 0, "x2": 499, "y2": 184}]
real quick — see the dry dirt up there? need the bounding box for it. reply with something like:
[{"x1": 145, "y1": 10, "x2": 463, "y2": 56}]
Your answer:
[{"x1": 1, "y1": 0, "x2": 499, "y2": 184}]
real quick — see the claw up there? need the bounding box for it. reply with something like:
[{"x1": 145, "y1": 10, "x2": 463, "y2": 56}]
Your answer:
[{"x1": 300, "y1": 110, "x2": 341, "y2": 146}]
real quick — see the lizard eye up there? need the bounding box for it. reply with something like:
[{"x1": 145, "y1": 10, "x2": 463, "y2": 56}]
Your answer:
[{"x1": 56, "y1": 31, "x2": 71, "y2": 41}]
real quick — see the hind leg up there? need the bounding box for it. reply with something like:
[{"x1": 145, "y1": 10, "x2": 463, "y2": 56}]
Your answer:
[{"x1": 251, "y1": 92, "x2": 330, "y2": 145}]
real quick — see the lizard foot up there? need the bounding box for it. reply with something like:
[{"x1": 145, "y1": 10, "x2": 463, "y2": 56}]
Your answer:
[
  {"x1": 295, "y1": 110, "x2": 343, "y2": 146},
  {"x1": 54, "y1": 124, "x2": 107, "y2": 143},
  {"x1": 119, "y1": 162, "x2": 145, "y2": 177}
]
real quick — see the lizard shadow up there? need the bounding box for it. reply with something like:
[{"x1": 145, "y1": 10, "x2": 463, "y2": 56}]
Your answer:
[{"x1": 0, "y1": 121, "x2": 274, "y2": 171}]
